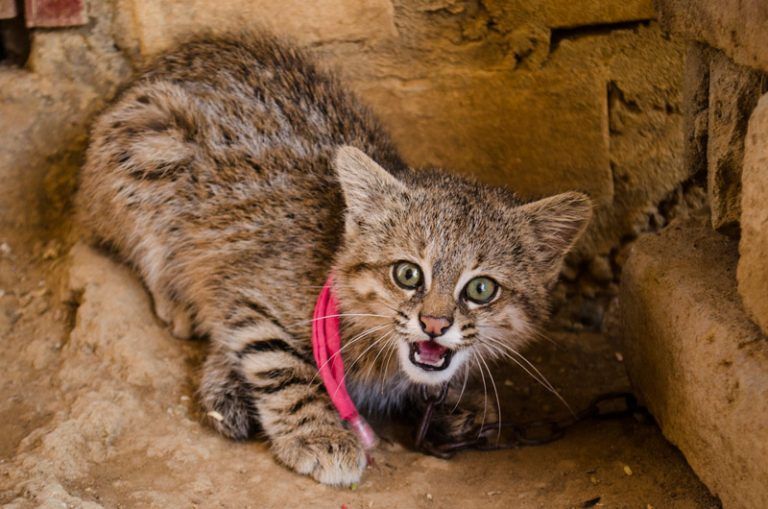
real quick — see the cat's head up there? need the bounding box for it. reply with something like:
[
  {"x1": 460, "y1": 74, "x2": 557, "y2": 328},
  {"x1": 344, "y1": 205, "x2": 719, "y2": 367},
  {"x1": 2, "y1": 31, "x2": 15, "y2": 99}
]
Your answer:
[{"x1": 331, "y1": 146, "x2": 591, "y2": 387}]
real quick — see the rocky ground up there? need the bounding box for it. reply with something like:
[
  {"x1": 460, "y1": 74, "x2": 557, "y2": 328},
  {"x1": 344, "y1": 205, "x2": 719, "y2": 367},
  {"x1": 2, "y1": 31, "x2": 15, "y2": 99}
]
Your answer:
[{"x1": 0, "y1": 230, "x2": 720, "y2": 508}]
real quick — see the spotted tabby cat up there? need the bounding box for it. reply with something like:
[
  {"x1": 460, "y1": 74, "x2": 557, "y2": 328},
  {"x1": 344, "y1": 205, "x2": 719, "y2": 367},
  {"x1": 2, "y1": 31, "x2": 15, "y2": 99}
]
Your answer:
[{"x1": 77, "y1": 33, "x2": 591, "y2": 486}]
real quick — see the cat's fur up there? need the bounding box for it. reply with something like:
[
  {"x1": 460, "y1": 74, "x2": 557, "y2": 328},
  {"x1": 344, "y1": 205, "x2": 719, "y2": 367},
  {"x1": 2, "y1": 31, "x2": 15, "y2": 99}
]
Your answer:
[{"x1": 77, "y1": 33, "x2": 591, "y2": 486}]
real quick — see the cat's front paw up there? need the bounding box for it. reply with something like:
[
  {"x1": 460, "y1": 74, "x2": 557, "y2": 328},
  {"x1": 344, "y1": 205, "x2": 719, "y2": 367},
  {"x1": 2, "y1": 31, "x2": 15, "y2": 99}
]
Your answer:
[{"x1": 271, "y1": 426, "x2": 366, "y2": 486}]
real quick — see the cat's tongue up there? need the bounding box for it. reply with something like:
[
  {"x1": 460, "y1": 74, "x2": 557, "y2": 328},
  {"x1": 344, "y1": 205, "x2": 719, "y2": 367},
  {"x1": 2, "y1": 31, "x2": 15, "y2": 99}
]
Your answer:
[{"x1": 415, "y1": 340, "x2": 448, "y2": 365}]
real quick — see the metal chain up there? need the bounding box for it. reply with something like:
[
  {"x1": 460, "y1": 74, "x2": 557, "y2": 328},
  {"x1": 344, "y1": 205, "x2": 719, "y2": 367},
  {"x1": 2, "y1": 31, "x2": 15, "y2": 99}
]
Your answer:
[{"x1": 414, "y1": 388, "x2": 645, "y2": 459}]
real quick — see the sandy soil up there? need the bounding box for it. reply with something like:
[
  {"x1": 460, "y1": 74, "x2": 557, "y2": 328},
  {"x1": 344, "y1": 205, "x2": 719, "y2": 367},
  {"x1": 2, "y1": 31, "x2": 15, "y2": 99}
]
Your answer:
[{"x1": 0, "y1": 233, "x2": 720, "y2": 508}]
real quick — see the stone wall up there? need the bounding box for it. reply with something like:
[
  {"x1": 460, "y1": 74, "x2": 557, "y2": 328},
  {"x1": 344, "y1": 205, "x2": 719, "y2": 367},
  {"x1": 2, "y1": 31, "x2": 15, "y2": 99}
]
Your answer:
[
  {"x1": 655, "y1": 0, "x2": 768, "y2": 332},
  {"x1": 115, "y1": 0, "x2": 691, "y2": 267},
  {"x1": 0, "y1": 1, "x2": 689, "y2": 323},
  {"x1": 621, "y1": 213, "x2": 768, "y2": 509},
  {"x1": 620, "y1": 2, "x2": 768, "y2": 507}
]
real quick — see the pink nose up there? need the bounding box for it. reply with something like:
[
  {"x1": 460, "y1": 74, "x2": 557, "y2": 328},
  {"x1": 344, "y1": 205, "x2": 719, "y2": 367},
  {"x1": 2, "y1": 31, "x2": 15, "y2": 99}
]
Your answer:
[{"x1": 419, "y1": 315, "x2": 452, "y2": 337}]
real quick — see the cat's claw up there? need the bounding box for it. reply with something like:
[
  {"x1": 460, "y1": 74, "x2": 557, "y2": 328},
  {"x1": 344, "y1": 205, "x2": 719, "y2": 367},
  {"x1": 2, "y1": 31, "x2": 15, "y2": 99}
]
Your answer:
[{"x1": 272, "y1": 426, "x2": 367, "y2": 486}]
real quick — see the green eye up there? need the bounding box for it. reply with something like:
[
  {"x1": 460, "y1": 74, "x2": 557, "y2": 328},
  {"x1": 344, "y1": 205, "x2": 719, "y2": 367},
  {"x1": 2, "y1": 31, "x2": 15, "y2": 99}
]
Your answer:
[
  {"x1": 464, "y1": 277, "x2": 498, "y2": 304},
  {"x1": 393, "y1": 261, "x2": 423, "y2": 289}
]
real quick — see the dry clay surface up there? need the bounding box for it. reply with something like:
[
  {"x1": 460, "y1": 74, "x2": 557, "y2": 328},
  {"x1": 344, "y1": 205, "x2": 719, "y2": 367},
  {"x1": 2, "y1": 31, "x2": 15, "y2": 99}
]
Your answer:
[{"x1": 0, "y1": 242, "x2": 718, "y2": 508}]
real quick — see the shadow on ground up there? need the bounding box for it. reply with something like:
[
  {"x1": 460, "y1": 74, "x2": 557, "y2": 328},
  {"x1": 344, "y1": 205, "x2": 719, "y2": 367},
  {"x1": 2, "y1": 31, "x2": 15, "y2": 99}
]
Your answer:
[{"x1": 0, "y1": 241, "x2": 719, "y2": 508}]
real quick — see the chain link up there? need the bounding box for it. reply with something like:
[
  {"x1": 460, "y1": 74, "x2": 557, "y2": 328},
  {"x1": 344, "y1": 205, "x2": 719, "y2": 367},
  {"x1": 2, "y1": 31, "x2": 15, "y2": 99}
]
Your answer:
[{"x1": 414, "y1": 389, "x2": 645, "y2": 459}]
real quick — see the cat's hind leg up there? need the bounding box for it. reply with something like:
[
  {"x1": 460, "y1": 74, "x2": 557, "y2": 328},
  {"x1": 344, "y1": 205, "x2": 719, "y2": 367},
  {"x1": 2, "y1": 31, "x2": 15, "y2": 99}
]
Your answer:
[
  {"x1": 200, "y1": 305, "x2": 366, "y2": 486},
  {"x1": 124, "y1": 234, "x2": 190, "y2": 341}
]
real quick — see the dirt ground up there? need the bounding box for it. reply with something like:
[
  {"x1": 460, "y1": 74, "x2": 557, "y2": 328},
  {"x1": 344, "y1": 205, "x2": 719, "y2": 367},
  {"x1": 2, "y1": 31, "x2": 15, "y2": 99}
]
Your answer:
[{"x1": 0, "y1": 229, "x2": 720, "y2": 509}]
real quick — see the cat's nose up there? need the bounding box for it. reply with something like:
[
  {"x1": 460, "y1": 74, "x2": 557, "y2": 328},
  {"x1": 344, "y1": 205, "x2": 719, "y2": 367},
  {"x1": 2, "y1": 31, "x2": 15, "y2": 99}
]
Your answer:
[{"x1": 418, "y1": 314, "x2": 452, "y2": 338}]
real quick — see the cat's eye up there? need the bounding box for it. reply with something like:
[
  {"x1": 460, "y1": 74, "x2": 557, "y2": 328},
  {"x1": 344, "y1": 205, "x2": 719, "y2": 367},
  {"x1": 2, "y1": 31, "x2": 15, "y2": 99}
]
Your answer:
[
  {"x1": 464, "y1": 276, "x2": 498, "y2": 305},
  {"x1": 393, "y1": 261, "x2": 423, "y2": 289}
]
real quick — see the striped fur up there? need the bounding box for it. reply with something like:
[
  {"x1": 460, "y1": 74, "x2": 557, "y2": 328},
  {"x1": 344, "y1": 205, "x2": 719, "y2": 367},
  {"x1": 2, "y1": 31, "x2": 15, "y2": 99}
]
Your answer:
[{"x1": 77, "y1": 32, "x2": 591, "y2": 486}]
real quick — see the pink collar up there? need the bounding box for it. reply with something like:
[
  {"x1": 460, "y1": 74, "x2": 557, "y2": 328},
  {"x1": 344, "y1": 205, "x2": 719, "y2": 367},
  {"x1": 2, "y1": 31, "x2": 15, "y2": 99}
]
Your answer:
[{"x1": 312, "y1": 276, "x2": 377, "y2": 449}]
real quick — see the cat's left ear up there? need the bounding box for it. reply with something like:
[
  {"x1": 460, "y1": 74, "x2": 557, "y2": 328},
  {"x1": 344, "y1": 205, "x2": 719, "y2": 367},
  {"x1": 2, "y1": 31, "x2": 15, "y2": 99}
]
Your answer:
[
  {"x1": 517, "y1": 191, "x2": 593, "y2": 283},
  {"x1": 333, "y1": 145, "x2": 406, "y2": 234}
]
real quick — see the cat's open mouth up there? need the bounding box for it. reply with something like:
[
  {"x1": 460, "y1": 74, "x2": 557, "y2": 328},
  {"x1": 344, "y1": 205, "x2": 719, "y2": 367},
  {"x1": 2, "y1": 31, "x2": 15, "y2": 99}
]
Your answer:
[{"x1": 409, "y1": 341, "x2": 454, "y2": 371}]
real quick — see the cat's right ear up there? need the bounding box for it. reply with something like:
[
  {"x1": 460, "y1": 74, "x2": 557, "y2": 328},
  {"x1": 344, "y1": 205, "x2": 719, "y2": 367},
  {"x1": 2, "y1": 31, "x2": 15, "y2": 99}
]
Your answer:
[
  {"x1": 517, "y1": 191, "x2": 592, "y2": 284},
  {"x1": 333, "y1": 145, "x2": 406, "y2": 235}
]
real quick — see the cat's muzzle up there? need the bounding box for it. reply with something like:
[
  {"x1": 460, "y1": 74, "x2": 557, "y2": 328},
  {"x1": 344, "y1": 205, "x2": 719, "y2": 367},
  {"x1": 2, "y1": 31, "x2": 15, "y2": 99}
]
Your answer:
[{"x1": 409, "y1": 340, "x2": 454, "y2": 371}]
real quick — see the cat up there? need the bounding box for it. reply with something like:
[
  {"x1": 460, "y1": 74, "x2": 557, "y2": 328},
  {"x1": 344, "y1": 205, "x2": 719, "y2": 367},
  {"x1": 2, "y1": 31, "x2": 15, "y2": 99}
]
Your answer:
[{"x1": 76, "y1": 32, "x2": 592, "y2": 486}]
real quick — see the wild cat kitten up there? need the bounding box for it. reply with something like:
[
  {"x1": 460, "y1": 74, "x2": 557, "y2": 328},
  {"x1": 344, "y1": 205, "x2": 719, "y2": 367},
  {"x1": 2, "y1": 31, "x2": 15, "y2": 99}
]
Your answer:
[{"x1": 77, "y1": 33, "x2": 591, "y2": 486}]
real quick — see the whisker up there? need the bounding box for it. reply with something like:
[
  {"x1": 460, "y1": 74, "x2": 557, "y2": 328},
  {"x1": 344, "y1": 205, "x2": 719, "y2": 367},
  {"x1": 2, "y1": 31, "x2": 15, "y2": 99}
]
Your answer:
[
  {"x1": 286, "y1": 313, "x2": 392, "y2": 327},
  {"x1": 479, "y1": 354, "x2": 502, "y2": 444},
  {"x1": 480, "y1": 334, "x2": 574, "y2": 417},
  {"x1": 380, "y1": 340, "x2": 399, "y2": 391},
  {"x1": 306, "y1": 323, "x2": 390, "y2": 388},
  {"x1": 505, "y1": 347, "x2": 575, "y2": 417},
  {"x1": 473, "y1": 353, "x2": 488, "y2": 440},
  {"x1": 529, "y1": 326, "x2": 563, "y2": 348},
  {"x1": 451, "y1": 363, "x2": 470, "y2": 413},
  {"x1": 278, "y1": 284, "x2": 360, "y2": 289},
  {"x1": 482, "y1": 334, "x2": 561, "y2": 398},
  {"x1": 332, "y1": 332, "x2": 393, "y2": 399},
  {"x1": 349, "y1": 331, "x2": 393, "y2": 374},
  {"x1": 376, "y1": 302, "x2": 401, "y2": 314},
  {"x1": 363, "y1": 330, "x2": 395, "y2": 383},
  {"x1": 506, "y1": 347, "x2": 557, "y2": 392},
  {"x1": 480, "y1": 336, "x2": 556, "y2": 393}
]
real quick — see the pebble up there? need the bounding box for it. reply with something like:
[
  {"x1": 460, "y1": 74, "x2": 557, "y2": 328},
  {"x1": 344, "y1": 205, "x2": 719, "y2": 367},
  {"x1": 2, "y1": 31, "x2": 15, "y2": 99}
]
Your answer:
[
  {"x1": 426, "y1": 493, "x2": 433, "y2": 501},
  {"x1": 614, "y1": 352, "x2": 624, "y2": 362},
  {"x1": 623, "y1": 465, "x2": 633, "y2": 476},
  {"x1": 206, "y1": 410, "x2": 224, "y2": 421}
]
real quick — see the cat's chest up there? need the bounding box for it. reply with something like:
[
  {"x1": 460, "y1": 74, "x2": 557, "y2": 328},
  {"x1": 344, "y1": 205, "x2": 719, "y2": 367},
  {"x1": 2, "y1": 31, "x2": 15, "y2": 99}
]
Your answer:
[{"x1": 347, "y1": 374, "x2": 411, "y2": 416}]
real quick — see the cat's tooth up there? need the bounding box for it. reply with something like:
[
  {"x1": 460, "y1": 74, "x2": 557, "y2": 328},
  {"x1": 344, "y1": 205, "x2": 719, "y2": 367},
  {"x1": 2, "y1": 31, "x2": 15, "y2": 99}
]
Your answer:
[{"x1": 414, "y1": 351, "x2": 446, "y2": 367}]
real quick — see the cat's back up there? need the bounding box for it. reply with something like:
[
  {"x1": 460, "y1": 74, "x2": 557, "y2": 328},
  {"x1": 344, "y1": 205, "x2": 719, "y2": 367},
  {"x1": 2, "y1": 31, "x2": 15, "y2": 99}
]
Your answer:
[
  {"x1": 76, "y1": 33, "x2": 405, "y2": 329},
  {"x1": 78, "y1": 32, "x2": 402, "y2": 252}
]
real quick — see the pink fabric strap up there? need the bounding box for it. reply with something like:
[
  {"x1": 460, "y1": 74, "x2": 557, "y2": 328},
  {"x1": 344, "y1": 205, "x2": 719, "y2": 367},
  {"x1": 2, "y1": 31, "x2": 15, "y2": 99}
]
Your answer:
[{"x1": 312, "y1": 276, "x2": 377, "y2": 449}]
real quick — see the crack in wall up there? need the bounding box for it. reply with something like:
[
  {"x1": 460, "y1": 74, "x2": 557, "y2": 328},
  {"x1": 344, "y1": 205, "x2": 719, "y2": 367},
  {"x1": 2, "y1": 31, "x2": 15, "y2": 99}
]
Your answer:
[
  {"x1": 0, "y1": 0, "x2": 30, "y2": 66},
  {"x1": 549, "y1": 20, "x2": 650, "y2": 54},
  {"x1": 61, "y1": 287, "x2": 83, "y2": 349}
]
